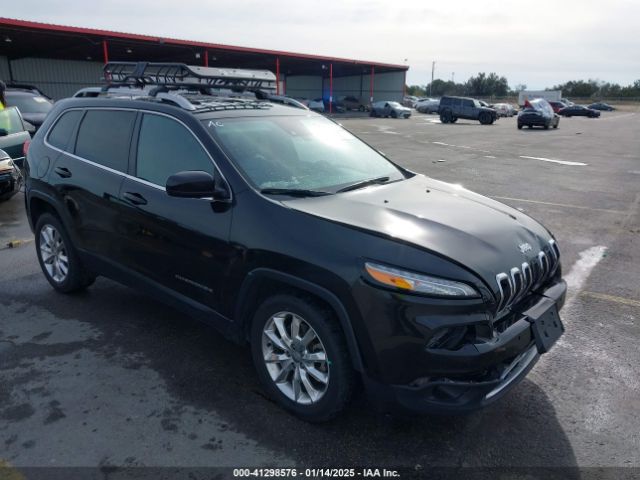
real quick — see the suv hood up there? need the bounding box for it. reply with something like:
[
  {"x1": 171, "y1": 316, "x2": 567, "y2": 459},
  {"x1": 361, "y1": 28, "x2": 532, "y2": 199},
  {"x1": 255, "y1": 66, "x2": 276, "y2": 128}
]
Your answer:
[{"x1": 282, "y1": 175, "x2": 552, "y2": 286}]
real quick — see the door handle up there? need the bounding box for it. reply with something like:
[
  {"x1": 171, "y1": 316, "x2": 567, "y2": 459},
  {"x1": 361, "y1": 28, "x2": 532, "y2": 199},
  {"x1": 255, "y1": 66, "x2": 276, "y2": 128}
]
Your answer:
[
  {"x1": 123, "y1": 191, "x2": 148, "y2": 206},
  {"x1": 54, "y1": 166, "x2": 72, "y2": 178}
]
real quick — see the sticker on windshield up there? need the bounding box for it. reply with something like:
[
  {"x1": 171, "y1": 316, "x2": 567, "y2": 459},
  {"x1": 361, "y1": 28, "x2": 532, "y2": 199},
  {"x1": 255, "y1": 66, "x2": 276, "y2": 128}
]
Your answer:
[{"x1": 208, "y1": 120, "x2": 224, "y2": 128}]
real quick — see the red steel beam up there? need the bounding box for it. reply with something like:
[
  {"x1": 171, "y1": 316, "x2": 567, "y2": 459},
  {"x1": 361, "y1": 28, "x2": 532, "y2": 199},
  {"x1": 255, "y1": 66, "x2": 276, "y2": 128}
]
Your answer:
[
  {"x1": 204, "y1": 49, "x2": 208, "y2": 67},
  {"x1": 276, "y1": 57, "x2": 280, "y2": 95},
  {"x1": 102, "y1": 39, "x2": 109, "y2": 65}
]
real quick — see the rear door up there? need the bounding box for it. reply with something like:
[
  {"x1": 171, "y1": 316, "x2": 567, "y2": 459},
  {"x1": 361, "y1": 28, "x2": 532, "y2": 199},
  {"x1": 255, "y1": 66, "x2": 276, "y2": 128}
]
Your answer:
[
  {"x1": 48, "y1": 108, "x2": 136, "y2": 258},
  {"x1": 116, "y1": 112, "x2": 234, "y2": 312}
]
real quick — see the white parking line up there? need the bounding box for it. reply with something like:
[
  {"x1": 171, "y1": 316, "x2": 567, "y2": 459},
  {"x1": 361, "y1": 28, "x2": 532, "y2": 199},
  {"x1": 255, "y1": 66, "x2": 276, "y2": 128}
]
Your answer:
[
  {"x1": 563, "y1": 246, "x2": 608, "y2": 307},
  {"x1": 519, "y1": 155, "x2": 588, "y2": 166}
]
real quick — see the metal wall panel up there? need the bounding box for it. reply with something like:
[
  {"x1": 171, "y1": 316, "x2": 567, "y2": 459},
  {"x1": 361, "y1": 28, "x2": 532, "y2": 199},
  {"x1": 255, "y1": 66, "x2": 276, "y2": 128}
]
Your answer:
[
  {"x1": 0, "y1": 56, "x2": 10, "y2": 82},
  {"x1": 8, "y1": 58, "x2": 104, "y2": 99},
  {"x1": 286, "y1": 71, "x2": 404, "y2": 103},
  {"x1": 285, "y1": 75, "x2": 323, "y2": 100}
]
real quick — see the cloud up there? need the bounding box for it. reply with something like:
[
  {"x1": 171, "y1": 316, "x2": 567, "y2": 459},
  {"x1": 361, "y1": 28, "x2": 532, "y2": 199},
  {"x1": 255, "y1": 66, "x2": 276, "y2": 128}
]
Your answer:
[{"x1": 2, "y1": 0, "x2": 638, "y2": 88}]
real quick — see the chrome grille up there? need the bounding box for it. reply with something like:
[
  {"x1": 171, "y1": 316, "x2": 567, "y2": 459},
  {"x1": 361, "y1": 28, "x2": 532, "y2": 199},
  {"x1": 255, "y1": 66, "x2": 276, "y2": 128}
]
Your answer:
[{"x1": 495, "y1": 239, "x2": 560, "y2": 315}]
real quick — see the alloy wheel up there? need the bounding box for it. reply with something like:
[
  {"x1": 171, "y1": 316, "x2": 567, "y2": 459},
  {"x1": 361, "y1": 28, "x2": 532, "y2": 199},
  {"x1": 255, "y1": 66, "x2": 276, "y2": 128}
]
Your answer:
[
  {"x1": 262, "y1": 311, "x2": 330, "y2": 405},
  {"x1": 39, "y1": 224, "x2": 69, "y2": 283}
]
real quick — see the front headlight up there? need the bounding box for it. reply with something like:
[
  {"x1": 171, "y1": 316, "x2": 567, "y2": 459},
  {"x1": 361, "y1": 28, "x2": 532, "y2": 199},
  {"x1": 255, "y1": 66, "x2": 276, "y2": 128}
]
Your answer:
[
  {"x1": 0, "y1": 158, "x2": 13, "y2": 172},
  {"x1": 364, "y1": 262, "x2": 480, "y2": 298}
]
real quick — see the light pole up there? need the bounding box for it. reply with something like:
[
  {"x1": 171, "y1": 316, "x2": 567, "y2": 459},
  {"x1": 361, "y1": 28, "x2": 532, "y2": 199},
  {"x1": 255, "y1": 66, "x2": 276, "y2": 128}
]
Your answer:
[{"x1": 430, "y1": 61, "x2": 435, "y2": 97}]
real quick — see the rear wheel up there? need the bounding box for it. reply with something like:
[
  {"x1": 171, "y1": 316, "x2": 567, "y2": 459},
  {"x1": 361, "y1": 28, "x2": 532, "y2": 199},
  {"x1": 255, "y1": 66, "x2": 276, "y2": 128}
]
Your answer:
[
  {"x1": 35, "y1": 213, "x2": 95, "y2": 293},
  {"x1": 391, "y1": 110, "x2": 398, "y2": 119},
  {"x1": 479, "y1": 112, "x2": 490, "y2": 125},
  {"x1": 251, "y1": 294, "x2": 356, "y2": 422},
  {"x1": 440, "y1": 110, "x2": 452, "y2": 123}
]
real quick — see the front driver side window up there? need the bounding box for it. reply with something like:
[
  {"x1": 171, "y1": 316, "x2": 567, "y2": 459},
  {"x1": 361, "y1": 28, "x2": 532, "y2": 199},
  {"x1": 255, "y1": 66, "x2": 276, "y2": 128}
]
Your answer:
[{"x1": 136, "y1": 114, "x2": 214, "y2": 187}]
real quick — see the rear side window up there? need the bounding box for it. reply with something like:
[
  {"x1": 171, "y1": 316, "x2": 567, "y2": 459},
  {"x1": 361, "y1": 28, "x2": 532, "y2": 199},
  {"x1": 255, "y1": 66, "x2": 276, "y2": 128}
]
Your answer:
[
  {"x1": 0, "y1": 107, "x2": 25, "y2": 135},
  {"x1": 47, "y1": 110, "x2": 83, "y2": 151},
  {"x1": 75, "y1": 110, "x2": 136, "y2": 172},
  {"x1": 136, "y1": 114, "x2": 213, "y2": 187}
]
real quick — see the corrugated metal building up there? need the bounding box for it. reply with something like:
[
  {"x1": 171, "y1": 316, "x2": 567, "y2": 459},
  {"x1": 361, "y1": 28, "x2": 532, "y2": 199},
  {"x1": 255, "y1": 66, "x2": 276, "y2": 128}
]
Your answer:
[{"x1": 0, "y1": 18, "x2": 408, "y2": 106}]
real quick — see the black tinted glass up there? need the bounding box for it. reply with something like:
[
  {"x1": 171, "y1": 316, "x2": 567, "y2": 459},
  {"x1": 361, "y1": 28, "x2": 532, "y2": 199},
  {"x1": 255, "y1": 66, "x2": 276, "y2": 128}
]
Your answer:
[
  {"x1": 47, "y1": 110, "x2": 82, "y2": 151},
  {"x1": 75, "y1": 110, "x2": 136, "y2": 172},
  {"x1": 136, "y1": 114, "x2": 213, "y2": 187}
]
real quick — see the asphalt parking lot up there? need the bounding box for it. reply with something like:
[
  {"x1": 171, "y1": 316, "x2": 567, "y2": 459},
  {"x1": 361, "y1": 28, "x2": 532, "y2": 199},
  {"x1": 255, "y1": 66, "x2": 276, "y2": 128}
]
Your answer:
[{"x1": 1, "y1": 109, "x2": 639, "y2": 477}]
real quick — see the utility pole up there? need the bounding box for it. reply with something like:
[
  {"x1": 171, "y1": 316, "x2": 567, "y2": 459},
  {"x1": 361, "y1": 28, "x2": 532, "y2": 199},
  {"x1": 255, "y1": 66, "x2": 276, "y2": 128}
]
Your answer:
[
  {"x1": 452, "y1": 72, "x2": 455, "y2": 83},
  {"x1": 430, "y1": 61, "x2": 435, "y2": 97}
]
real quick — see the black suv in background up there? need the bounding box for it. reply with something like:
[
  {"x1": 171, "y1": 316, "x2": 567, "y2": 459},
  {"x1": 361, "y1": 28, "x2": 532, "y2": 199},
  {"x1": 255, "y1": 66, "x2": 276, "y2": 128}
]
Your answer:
[
  {"x1": 438, "y1": 96, "x2": 497, "y2": 124},
  {"x1": 24, "y1": 63, "x2": 566, "y2": 421}
]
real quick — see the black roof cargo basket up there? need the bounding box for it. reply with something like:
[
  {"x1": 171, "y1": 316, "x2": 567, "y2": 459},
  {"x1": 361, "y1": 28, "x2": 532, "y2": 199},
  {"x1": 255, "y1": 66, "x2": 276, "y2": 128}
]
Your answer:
[{"x1": 103, "y1": 62, "x2": 276, "y2": 92}]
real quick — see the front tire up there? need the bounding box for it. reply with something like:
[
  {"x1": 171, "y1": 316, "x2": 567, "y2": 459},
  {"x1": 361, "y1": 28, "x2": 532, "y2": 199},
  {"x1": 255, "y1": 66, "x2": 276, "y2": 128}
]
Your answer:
[
  {"x1": 35, "y1": 213, "x2": 95, "y2": 293},
  {"x1": 250, "y1": 294, "x2": 356, "y2": 422}
]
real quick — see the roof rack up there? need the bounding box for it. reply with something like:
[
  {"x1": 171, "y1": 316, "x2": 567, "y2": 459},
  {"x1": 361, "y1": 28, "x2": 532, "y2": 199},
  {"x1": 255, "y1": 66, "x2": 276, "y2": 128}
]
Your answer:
[{"x1": 103, "y1": 62, "x2": 276, "y2": 93}]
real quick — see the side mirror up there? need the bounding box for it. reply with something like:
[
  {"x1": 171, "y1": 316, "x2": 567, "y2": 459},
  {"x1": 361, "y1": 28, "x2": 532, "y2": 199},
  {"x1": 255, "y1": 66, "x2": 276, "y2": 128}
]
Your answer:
[
  {"x1": 0, "y1": 128, "x2": 8, "y2": 137},
  {"x1": 166, "y1": 170, "x2": 216, "y2": 198}
]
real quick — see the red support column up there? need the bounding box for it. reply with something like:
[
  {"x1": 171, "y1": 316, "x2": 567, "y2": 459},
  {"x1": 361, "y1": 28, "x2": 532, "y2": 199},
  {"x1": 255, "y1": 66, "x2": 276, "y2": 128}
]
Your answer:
[
  {"x1": 370, "y1": 65, "x2": 375, "y2": 104},
  {"x1": 102, "y1": 40, "x2": 109, "y2": 65},
  {"x1": 329, "y1": 63, "x2": 333, "y2": 114},
  {"x1": 204, "y1": 49, "x2": 209, "y2": 67},
  {"x1": 276, "y1": 57, "x2": 280, "y2": 95}
]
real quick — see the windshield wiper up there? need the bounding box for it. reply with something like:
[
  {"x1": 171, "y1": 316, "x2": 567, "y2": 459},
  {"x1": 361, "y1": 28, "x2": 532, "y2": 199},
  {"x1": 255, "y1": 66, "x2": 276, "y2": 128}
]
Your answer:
[
  {"x1": 336, "y1": 176, "x2": 391, "y2": 193},
  {"x1": 260, "y1": 188, "x2": 332, "y2": 197}
]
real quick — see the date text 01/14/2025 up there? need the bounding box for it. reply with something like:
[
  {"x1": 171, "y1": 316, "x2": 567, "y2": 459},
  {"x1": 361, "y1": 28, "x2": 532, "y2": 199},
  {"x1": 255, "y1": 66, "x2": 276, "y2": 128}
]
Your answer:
[{"x1": 233, "y1": 468, "x2": 400, "y2": 478}]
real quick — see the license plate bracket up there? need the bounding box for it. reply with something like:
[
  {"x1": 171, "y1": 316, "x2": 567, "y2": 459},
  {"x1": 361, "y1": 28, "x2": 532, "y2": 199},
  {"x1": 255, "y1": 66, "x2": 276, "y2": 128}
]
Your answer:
[{"x1": 528, "y1": 304, "x2": 564, "y2": 353}]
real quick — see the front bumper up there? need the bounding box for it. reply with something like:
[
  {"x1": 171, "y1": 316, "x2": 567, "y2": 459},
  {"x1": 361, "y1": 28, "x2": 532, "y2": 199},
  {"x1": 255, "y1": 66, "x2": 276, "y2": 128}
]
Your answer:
[{"x1": 358, "y1": 279, "x2": 567, "y2": 415}]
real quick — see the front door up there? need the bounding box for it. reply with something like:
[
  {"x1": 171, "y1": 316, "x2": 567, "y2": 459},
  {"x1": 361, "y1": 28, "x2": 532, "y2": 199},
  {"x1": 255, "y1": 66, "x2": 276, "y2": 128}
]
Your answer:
[{"x1": 116, "y1": 112, "x2": 234, "y2": 313}]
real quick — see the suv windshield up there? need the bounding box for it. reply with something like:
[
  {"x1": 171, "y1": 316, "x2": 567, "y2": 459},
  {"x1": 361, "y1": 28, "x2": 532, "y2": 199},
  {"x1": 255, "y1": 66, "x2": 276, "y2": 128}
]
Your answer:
[
  {"x1": 203, "y1": 115, "x2": 404, "y2": 191},
  {"x1": 5, "y1": 93, "x2": 53, "y2": 114}
]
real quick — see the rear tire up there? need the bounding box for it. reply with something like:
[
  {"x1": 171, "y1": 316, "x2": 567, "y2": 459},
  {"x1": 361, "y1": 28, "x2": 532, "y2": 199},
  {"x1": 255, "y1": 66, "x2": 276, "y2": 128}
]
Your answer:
[
  {"x1": 35, "y1": 213, "x2": 95, "y2": 293},
  {"x1": 250, "y1": 294, "x2": 357, "y2": 422},
  {"x1": 440, "y1": 110, "x2": 452, "y2": 123},
  {"x1": 391, "y1": 111, "x2": 398, "y2": 119},
  {"x1": 479, "y1": 112, "x2": 490, "y2": 125}
]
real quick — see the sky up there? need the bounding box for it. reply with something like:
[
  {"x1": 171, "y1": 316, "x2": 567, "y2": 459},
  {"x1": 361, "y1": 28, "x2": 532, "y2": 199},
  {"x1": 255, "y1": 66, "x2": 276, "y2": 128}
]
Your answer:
[{"x1": 2, "y1": 0, "x2": 639, "y2": 89}]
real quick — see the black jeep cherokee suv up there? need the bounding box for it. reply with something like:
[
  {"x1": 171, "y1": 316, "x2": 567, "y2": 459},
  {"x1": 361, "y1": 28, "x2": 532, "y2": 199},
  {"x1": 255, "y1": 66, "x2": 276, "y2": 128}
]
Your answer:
[
  {"x1": 24, "y1": 64, "x2": 566, "y2": 422},
  {"x1": 439, "y1": 96, "x2": 498, "y2": 125}
]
